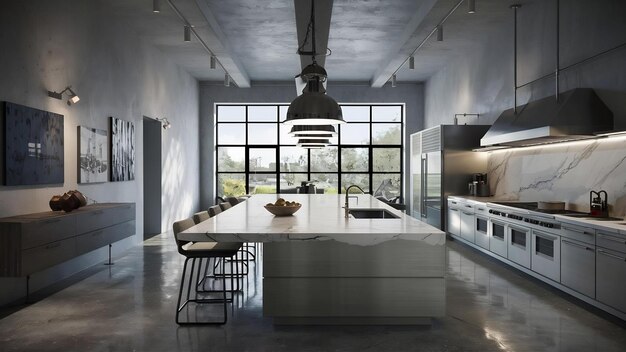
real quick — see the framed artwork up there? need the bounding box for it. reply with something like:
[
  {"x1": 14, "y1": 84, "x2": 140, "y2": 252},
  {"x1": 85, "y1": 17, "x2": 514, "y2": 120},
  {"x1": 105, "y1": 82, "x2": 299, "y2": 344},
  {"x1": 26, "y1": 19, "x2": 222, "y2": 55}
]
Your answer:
[
  {"x1": 78, "y1": 126, "x2": 108, "y2": 183},
  {"x1": 110, "y1": 116, "x2": 135, "y2": 181},
  {"x1": 1, "y1": 102, "x2": 64, "y2": 186}
]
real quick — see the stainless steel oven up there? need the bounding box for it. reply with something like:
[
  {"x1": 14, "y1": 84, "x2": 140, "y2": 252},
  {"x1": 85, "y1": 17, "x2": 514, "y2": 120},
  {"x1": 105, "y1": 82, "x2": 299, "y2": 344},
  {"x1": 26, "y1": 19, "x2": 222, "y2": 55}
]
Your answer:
[
  {"x1": 508, "y1": 224, "x2": 531, "y2": 268},
  {"x1": 531, "y1": 229, "x2": 561, "y2": 282}
]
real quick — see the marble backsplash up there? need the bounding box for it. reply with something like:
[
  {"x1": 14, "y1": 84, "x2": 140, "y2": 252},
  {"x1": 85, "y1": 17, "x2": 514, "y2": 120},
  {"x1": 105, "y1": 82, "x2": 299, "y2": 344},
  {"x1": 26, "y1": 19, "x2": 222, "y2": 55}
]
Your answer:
[{"x1": 487, "y1": 136, "x2": 626, "y2": 217}]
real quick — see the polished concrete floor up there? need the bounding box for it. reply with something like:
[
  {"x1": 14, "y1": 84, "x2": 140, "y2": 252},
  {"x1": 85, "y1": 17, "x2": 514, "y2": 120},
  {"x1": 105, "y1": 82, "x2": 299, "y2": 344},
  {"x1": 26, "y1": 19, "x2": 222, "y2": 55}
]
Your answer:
[{"x1": 1, "y1": 235, "x2": 625, "y2": 352}]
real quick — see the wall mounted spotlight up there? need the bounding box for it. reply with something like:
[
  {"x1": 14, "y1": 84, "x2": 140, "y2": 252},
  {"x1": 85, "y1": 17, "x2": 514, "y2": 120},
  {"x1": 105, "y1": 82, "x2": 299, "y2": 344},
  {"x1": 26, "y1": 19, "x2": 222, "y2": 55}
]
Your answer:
[
  {"x1": 468, "y1": 0, "x2": 476, "y2": 14},
  {"x1": 436, "y1": 25, "x2": 443, "y2": 41},
  {"x1": 409, "y1": 56, "x2": 415, "y2": 70},
  {"x1": 156, "y1": 117, "x2": 171, "y2": 130},
  {"x1": 210, "y1": 55, "x2": 216, "y2": 69},
  {"x1": 184, "y1": 25, "x2": 191, "y2": 42},
  {"x1": 47, "y1": 86, "x2": 80, "y2": 106},
  {"x1": 153, "y1": 0, "x2": 160, "y2": 13}
]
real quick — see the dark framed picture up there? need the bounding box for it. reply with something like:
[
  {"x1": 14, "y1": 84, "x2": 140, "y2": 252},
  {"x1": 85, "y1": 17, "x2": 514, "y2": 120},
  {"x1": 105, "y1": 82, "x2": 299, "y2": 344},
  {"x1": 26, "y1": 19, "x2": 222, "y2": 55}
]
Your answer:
[
  {"x1": 110, "y1": 116, "x2": 135, "y2": 182},
  {"x1": 78, "y1": 126, "x2": 108, "y2": 183},
  {"x1": 1, "y1": 102, "x2": 64, "y2": 186}
]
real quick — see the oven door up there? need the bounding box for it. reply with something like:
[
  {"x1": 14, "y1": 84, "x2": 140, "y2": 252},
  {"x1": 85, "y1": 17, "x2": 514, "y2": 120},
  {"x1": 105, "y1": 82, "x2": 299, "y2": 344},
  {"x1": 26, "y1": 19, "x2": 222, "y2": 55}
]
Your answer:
[
  {"x1": 508, "y1": 224, "x2": 531, "y2": 269},
  {"x1": 531, "y1": 229, "x2": 561, "y2": 282}
]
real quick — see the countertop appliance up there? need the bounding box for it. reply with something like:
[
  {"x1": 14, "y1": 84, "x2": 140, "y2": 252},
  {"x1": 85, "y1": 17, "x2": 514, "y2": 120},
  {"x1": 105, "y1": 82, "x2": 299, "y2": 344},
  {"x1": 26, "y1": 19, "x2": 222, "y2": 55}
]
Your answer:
[
  {"x1": 468, "y1": 173, "x2": 490, "y2": 197},
  {"x1": 410, "y1": 125, "x2": 490, "y2": 230},
  {"x1": 590, "y1": 190, "x2": 608, "y2": 217}
]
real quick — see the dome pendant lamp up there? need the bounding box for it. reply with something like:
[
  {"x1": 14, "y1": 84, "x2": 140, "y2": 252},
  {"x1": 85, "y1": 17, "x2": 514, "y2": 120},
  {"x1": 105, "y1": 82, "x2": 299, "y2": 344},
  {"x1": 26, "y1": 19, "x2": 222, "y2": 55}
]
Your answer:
[
  {"x1": 284, "y1": 0, "x2": 345, "y2": 126},
  {"x1": 288, "y1": 124, "x2": 337, "y2": 136}
]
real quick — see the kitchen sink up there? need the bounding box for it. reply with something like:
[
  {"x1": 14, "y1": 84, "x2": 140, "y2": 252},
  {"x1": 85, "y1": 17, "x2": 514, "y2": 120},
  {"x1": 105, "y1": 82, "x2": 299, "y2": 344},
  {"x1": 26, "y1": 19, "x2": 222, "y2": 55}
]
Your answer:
[{"x1": 348, "y1": 209, "x2": 400, "y2": 219}]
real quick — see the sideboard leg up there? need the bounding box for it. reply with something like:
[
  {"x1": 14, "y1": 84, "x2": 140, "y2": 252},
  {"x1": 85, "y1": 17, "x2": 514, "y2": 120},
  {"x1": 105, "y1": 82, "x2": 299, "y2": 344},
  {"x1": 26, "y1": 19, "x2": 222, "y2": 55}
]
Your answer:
[{"x1": 104, "y1": 244, "x2": 115, "y2": 265}]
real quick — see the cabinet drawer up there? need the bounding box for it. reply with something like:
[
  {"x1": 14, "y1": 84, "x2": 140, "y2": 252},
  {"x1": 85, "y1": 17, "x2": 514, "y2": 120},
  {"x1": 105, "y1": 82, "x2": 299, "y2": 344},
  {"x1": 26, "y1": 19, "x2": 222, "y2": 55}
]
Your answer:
[
  {"x1": 596, "y1": 247, "x2": 626, "y2": 313},
  {"x1": 561, "y1": 238, "x2": 595, "y2": 298},
  {"x1": 76, "y1": 204, "x2": 134, "y2": 234},
  {"x1": 76, "y1": 220, "x2": 136, "y2": 254},
  {"x1": 21, "y1": 216, "x2": 76, "y2": 249},
  {"x1": 597, "y1": 232, "x2": 626, "y2": 254},
  {"x1": 22, "y1": 238, "x2": 76, "y2": 275},
  {"x1": 561, "y1": 223, "x2": 595, "y2": 245}
]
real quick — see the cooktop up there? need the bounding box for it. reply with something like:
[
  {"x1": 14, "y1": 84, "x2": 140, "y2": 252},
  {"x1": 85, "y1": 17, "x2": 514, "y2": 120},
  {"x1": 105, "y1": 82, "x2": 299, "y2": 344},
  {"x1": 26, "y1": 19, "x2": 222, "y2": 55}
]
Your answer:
[{"x1": 490, "y1": 201, "x2": 588, "y2": 216}]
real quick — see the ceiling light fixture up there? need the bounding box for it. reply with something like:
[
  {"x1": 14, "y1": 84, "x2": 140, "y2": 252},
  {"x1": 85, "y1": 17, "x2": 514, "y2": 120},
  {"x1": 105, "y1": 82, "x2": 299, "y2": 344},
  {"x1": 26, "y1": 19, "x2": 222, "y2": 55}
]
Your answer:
[
  {"x1": 153, "y1": 0, "x2": 160, "y2": 13},
  {"x1": 285, "y1": 0, "x2": 344, "y2": 127},
  {"x1": 294, "y1": 134, "x2": 334, "y2": 140},
  {"x1": 385, "y1": 0, "x2": 466, "y2": 86},
  {"x1": 297, "y1": 138, "x2": 331, "y2": 147},
  {"x1": 184, "y1": 25, "x2": 191, "y2": 42},
  {"x1": 391, "y1": 74, "x2": 397, "y2": 87},
  {"x1": 224, "y1": 73, "x2": 230, "y2": 87},
  {"x1": 289, "y1": 125, "x2": 337, "y2": 135},
  {"x1": 47, "y1": 86, "x2": 80, "y2": 106},
  {"x1": 210, "y1": 55, "x2": 216, "y2": 69},
  {"x1": 468, "y1": 0, "x2": 476, "y2": 14}
]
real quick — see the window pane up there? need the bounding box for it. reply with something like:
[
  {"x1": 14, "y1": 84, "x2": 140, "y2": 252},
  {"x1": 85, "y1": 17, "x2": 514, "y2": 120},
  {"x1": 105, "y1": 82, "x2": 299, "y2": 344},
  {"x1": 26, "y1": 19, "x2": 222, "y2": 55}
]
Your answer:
[
  {"x1": 373, "y1": 148, "x2": 401, "y2": 172},
  {"x1": 310, "y1": 173, "x2": 338, "y2": 194},
  {"x1": 279, "y1": 147, "x2": 308, "y2": 172},
  {"x1": 249, "y1": 148, "x2": 276, "y2": 172},
  {"x1": 341, "y1": 174, "x2": 370, "y2": 193},
  {"x1": 217, "y1": 124, "x2": 246, "y2": 144},
  {"x1": 372, "y1": 106, "x2": 402, "y2": 122},
  {"x1": 372, "y1": 124, "x2": 401, "y2": 145},
  {"x1": 217, "y1": 147, "x2": 245, "y2": 172},
  {"x1": 340, "y1": 123, "x2": 370, "y2": 145},
  {"x1": 341, "y1": 148, "x2": 369, "y2": 172},
  {"x1": 248, "y1": 123, "x2": 278, "y2": 144},
  {"x1": 217, "y1": 173, "x2": 246, "y2": 197},
  {"x1": 248, "y1": 106, "x2": 277, "y2": 122},
  {"x1": 279, "y1": 105, "x2": 289, "y2": 122},
  {"x1": 341, "y1": 106, "x2": 370, "y2": 122},
  {"x1": 217, "y1": 106, "x2": 245, "y2": 122},
  {"x1": 373, "y1": 174, "x2": 401, "y2": 200},
  {"x1": 311, "y1": 146, "x2": 338, "y2": 172},
  {"x1": 249, "y1": 174, "x2": 276, "y2": 194},
  {"x1": 279, "y1": 173, "x2": 308, "y2": 192},
  {"x1": 279, "y1": 123, "x2": 299, "y2": 145}
]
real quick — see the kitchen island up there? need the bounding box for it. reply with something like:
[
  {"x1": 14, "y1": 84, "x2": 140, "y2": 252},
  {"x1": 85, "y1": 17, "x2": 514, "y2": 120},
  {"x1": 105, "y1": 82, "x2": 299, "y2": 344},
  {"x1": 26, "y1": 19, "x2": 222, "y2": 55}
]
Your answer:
[{"x1": 179, "y1": 194, "x2": 446, "y2": 325}]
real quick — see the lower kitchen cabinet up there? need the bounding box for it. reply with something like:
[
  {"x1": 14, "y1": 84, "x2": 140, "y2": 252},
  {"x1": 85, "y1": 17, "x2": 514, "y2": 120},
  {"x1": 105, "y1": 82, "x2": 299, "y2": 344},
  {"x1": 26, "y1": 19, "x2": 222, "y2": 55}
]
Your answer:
[
  {"x1": 596, "y1": 231, "x2": 626, "y2": 313},
  {"x1": 531, "y1": 230, "x2": 560, "y2": 282},
  {"x1": 561, "y1": 238, "x2": 595, "y2": 298},
  {"x1": 507, "y1": 224, "x2": 531, "y2": 269},
  {"x1": 489, "y1": 220, "x2": 508, "y2": 258},
  {"x1": 474, "y1": 216, "x2": 489, "y2": 249},
  {"x1": 447, "y1": 206, "x2": 460, "y2": 236},
  {"x1": 460, "y1": 210, "x2": 475, "y2": 243}
]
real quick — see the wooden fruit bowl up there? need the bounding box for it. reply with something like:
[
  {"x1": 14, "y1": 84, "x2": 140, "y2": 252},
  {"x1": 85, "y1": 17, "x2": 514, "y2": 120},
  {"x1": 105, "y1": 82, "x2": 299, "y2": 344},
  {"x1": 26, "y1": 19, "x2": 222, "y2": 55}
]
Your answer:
[{"x1": 264, "y1": 204, "x2": 302, "y2": 216}]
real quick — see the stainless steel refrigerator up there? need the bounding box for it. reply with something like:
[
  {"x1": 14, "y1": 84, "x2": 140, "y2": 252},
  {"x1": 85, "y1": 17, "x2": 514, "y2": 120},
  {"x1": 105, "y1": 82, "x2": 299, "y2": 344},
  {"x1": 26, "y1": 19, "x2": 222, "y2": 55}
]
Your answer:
[{"x1": 410, "y1": 125, "x2": 489, "y2": 230}]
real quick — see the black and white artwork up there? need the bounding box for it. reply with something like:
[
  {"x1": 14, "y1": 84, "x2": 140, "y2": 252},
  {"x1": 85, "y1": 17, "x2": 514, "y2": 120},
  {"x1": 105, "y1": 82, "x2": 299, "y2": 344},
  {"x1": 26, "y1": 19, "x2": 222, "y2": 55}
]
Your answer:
[
  {"x1": 79, "y1": 126, "x2": 108, "y2": 183},
  {"x1": 110, "y1": 116, "x2": 135, "y2": 181},
  {"x1": 2, "y1": 102, "x2": 64, "y2": 186}
]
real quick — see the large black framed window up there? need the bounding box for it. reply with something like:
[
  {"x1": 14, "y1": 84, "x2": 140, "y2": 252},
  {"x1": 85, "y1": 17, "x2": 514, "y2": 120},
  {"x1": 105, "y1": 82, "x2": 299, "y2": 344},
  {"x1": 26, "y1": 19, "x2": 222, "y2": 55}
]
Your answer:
[{"x1": 215, "y1": 104, "x2": 403, "y2": 199}]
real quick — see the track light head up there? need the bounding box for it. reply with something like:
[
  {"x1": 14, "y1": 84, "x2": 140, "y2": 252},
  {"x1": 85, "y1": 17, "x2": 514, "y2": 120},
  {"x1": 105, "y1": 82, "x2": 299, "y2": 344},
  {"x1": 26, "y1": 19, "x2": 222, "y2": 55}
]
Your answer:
[
  {"x1": 153, "y1": 0, "x2": 160, "y2": 13},
  {"x1": 224, "y1": 73, "x2": 230, "y2": 87},
  {"x1": 48, "y1": 86, "x2": 80, "y2": 106},
  {"x1": 468, "y1": 0, "x2": 476, "y2": 14},
  {"x1": 391, "y1": 74, "x2": 397, "y2": 88},
  {"x1": 210, "y1": 55, "x2": 216, "y2": 69},
  {"x1": 157, "y1": 118, "x2": 171, "y2": 130},
  {"x1": 436, "y1": 25, "x2": 443, "y2": 41},
  {"x1": 409, "y1": 56, "x2": 415, "y2": 70},
  {"x1": 184, "y1": 25, "x2": 191, "y2": 42}
]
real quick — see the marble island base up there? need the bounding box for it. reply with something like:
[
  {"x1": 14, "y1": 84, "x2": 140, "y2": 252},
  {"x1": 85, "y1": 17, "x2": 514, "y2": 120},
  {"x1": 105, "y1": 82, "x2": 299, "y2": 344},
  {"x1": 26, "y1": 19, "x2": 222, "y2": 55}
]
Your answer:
[{"x1": 262, "y1": 239, "x2": 445, "y2": 325}]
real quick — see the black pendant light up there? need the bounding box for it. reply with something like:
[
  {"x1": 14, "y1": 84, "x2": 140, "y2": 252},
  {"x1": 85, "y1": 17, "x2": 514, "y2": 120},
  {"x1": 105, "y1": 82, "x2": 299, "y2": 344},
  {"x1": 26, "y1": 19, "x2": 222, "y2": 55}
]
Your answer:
[
  {"x1": 289, "y1": 125, "x2": 337, "y2": 136},
  {"x1": 285, "y1": 0, "x2": 344, "y2": 126},
  {"x1": 297, "y1": 138, "x2": 331, "y2": 148}
]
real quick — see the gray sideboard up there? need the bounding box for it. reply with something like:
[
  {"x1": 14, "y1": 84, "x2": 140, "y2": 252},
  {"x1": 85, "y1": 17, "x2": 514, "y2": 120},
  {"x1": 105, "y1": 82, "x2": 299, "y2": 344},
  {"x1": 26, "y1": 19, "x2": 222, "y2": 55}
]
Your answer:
[{"x1": 0, "y1": 203, "x2": 136, "y2": 280}]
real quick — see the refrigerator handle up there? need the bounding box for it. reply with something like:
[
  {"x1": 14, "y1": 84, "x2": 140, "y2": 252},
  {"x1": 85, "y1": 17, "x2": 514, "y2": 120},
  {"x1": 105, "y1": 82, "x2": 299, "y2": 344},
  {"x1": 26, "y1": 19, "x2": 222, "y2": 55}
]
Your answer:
[{"x1": 421, "y1": 154, "x2": 427, "y2": 218}]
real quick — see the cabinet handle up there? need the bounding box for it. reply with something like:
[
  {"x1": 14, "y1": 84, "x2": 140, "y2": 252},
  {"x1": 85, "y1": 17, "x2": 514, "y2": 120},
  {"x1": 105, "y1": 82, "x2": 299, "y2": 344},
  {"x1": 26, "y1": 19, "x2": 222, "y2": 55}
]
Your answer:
[
  {"x1": 465, "y1": 205, "x2": 473, "y2": 208},
  {"x1": 450, "y1": 208, "x2": 458, "y2": 212},
  {"x1": 463, "y1": 212, "x2": 473, "y2": 216},
  {"x1": 45, "y1": 242, "x2": 61, "y2": 249},
  {"x1": 563, "y1": 226, "x2": 593, "y2": 236},
  {"x1": 91, "y1": 210, "x2": 104, "y2": 215},
  {"x1": 597, "y1": 249, "x2": 626, "y2": 261},
  {"x1": 451, "y1": 201, "x2": 457, "y2": 205},
  {"x1": 562, "y1": 239, "x2": 594, "y2": 251},
  {"x1": 42, "y1": 219, "x2": 61, "y2": 224},
  {"x1": 598, "y1": 234, "x2": 626, "y2": 245},
  {"x1": 477, "y1": 208, "x2": 485, "y2": 211}
]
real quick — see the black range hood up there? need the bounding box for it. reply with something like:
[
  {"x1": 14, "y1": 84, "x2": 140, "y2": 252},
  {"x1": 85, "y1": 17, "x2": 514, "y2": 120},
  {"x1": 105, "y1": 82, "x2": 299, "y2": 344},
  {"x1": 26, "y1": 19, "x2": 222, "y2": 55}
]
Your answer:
[{"x1": 481, "y1": 88, "x2": 614, "y2": 147}]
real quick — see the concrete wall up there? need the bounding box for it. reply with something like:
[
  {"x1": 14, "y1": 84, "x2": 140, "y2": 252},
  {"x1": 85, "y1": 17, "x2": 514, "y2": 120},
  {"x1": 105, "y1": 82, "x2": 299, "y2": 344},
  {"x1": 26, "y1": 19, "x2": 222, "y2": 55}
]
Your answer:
[
  {"x1": 199, "y1": 82, "x2": 424, "y2": 210},
  {"x1": 423, "y1": 0, "x2": 626, "y2": 213},
  {"x1": 0, "y1": 1, "x2": 200, "y2": 305}
]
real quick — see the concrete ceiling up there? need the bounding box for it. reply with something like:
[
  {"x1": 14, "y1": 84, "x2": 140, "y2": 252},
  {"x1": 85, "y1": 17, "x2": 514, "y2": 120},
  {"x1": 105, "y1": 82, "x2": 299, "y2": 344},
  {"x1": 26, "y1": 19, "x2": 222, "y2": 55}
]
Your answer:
[{"x1": 102, "y1": 0, "x2": 518, "y2": 86}]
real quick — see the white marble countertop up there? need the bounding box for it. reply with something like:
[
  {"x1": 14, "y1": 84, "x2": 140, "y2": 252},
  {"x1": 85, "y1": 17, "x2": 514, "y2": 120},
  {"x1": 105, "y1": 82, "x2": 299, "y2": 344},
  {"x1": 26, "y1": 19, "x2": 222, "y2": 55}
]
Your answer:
[
  {"x1": 449, "y1": 195, "x2": 626, "y2": 236},
  {"x1": 179, "y1": 194, "x2": 445, "y2": 246}
]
